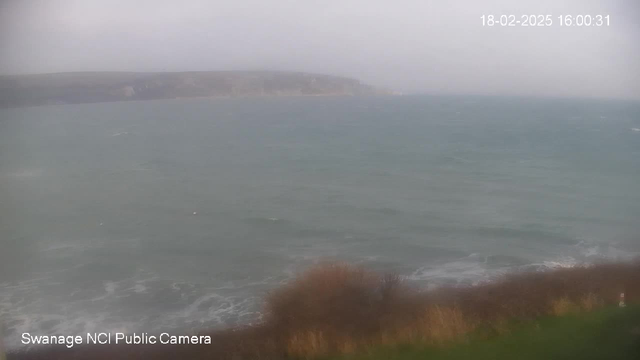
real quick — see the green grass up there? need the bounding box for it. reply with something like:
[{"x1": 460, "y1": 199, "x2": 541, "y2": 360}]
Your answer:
[{"x1": 330, "y1": 306, "x2": 640, "y2": 360}]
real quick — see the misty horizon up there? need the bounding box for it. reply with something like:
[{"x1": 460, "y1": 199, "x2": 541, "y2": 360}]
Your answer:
[{"x1": 1, "y1": 0, "x2": 639, "y2": 100}]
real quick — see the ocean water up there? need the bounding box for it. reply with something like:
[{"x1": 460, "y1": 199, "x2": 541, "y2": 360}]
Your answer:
[{"x1": 1, "y1": 95, "x2": 639, "y2": 349}]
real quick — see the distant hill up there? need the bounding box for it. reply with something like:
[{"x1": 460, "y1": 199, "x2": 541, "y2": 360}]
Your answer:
[{"x1": 0, "y1": 71, "x2": 391, "y2": 108}]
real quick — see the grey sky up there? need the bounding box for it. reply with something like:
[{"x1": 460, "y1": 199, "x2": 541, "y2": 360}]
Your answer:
[{"x1": 1, "y1": 0, "x2": 638, "y2": 99}]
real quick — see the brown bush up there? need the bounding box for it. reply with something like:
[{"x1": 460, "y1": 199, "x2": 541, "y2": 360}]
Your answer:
[
  {"x1": 264, "y1": 263, "x2": 419, "y2": 357},
  {"x1": 265, "y1": 263, "x2": 413, "y2": 329},
  {"x1": 448, "y1": 261, "x2": 640, "y2": 322},
  {"x1": 265, "y1": 260, "x2": 640, "y2": 358}
]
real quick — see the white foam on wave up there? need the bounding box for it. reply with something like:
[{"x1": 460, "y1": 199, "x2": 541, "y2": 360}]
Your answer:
[
  {"x1": 1, "y1": 267, "x2": 168, "y2": 350},
  {"x1": 42, "y1": 242, "x2": 93, "y2": 255},
  {"x1": 1, "y1": 280, "x2": 136, "y2": 350},
  {"x1": 180, "y1": 293, "x2": 226, "y2": 319},
  {"x1": 631, "y1": 128, "x2": 640, "y2": 132},
  {"x1": 166, "y1": 290, "x2": 262, "y2": 329},
  {"x1": 41, "y1": 238, "x2": 142, "y2": 257},
  {"x1": 406, "y1": 240, "x2": 637, "y2": 290},
  {"x1": 89, "y1": 281, "x2": 118, "y2": 301},
  {"x1": 573, "y1": 240, "x2": 635, "y2": 261},
  {"x1": 132, "y1": 283, "x2": 147, "y2": 293},
  {"x1": 406, "y1": 258, "x2": 498, "y2": 289},
  {"x1": 536, "y1": 258, "x2": 579, "y2": 270},
  {"x1": 105, "y1": 281, "x2": 118, "y2": 295},
  {"x1": 3, "y1": 168, "x2": 44, "y2": 178},
  {"x1": 582, "y1": 246, "x2": 600, "y2": 258}
]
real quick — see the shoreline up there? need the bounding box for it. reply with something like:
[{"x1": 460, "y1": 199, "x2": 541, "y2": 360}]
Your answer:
[
  {"x1": 0, "y1": 92, "x2": 395, "y2": 110},
  {"x1": 7, "y1": 259, "x2": 640, "y2": 360}
]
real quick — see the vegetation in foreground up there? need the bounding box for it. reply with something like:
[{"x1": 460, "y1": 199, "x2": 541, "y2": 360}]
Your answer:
[
  {"x1": 8, "y1": 260, "x2": 640, "y2": 360},
  {"x1": 330, "y1": 305, "x2": 640, "y2": 360}
]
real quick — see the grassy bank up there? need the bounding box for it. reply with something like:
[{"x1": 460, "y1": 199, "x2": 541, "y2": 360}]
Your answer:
[
  {"x1": 331, "y1": 305, "x2": 640, "y2": 360},
  {"x1": 9, "y1": 260, "x2": 640, "y2": 360}
]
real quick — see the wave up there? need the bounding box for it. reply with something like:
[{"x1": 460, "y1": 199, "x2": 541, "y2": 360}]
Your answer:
[
  {"x1": 1, "y1": 269, "x2": 270, "y2": 350},
  {"x1": 4, "y1": 239, "x2": 637, "y2": 351},
  {"x1": 2, "y1": 168, "x2": 44, "y2": 178}
]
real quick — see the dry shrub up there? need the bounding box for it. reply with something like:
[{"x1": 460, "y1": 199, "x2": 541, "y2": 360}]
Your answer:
[
  {"x1": 336, "y1": 338, "x2": 359, "y2": 355},
  {"x1": 266, "y1": 261, "x2": 640, "y2": 358},
  {"x1": 580, "y1": 293, "x2": 604, "y2": 311},
  {"x1": 265, "y1": 263, "x2": 415, "y2": 358},
  {"x1": 266, "y1": 263, "x2": 411, "y2": 332},
  {"x1": 419, "y1": 306, "x2": 474, "y2": 344},
  {"x1": 287, "y1": 331, "x2": 328, "y2": 359},
  {"x1": 449, "y1": 261, "x2": 640, "y2": 323},
  {"x1": 551, "y1": 297, "x2": 580, "y2": 316},
  {"x1": 551, "y1": 293, "x2": 604, "y2": 316},
  {"x1": 363, "y1": 305, "x2": 475, "y2": 346}
]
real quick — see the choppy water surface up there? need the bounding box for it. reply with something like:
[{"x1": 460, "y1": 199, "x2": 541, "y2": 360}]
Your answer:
[{"x1": 1, "y1": 96, "x2": 639, "y2": 348}]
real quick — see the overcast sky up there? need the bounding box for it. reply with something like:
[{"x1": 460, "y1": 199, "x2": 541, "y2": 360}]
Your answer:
[{"x1": 1, "y1": 0, "x2": 638, "y2": 99}]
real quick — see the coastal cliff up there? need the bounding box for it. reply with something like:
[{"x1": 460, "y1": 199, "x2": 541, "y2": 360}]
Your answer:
[{"x1": 0, "y1": 71, "x2": 390, "y2": 108}]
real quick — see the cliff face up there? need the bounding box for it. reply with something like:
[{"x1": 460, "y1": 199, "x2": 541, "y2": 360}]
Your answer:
[{"x1": 0, "y1": 71, "x2": 390, "y2": 108}]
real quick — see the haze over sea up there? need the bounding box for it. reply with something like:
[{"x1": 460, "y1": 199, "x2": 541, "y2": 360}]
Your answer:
[{"x1": 1, "y1": 95, "x2": 639, "y2": 349}]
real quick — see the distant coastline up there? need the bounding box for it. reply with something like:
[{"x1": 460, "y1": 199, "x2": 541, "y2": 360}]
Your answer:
[{"x1": 0, "y1": 71, "x2": 392, "y2": 108}]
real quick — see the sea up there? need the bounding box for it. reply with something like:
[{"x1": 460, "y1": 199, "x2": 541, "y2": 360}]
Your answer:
[{"x1": 1, "y1": 95, "x2": 639, "y2": 349}]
